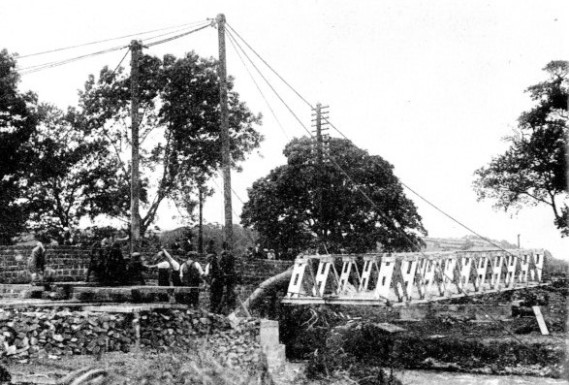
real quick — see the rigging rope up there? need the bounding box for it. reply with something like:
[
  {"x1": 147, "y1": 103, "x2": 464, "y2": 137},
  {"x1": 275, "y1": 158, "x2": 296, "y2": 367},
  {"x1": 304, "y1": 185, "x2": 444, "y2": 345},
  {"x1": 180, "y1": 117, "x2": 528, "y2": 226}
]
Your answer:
[
  {"x1": 19, "y1": 44, "x2": 128, "y2": 74},
  {"x1": 225, "y1": 22, "x2": 549, "y2": 355},
  {"x1": 226, "y1": 23, "x2": 312, "y2": 108},
  {"x1": 18, "y1": 22, "x2": 211, "y2": 75},
  {"x1": 226, "y1": 31, "x2": 290, "y2": 140},
  {"x1": 225, "y1": 23, "x2": 542, "y2": 271},
  {"x1": 145, "y1": 23, "x2": 211, "y2": 48},
  {"x1": 17, "y1": 20, "x2": 209, "y2": 59},
  {"x1": 226, "y1": 27, "x2": 423, "y2": 249}
]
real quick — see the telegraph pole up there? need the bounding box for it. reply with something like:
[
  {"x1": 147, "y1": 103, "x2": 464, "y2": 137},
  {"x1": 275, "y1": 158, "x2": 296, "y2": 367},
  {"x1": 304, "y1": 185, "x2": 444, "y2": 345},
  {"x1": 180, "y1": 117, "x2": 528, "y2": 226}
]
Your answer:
[
  {"x1": 311, "y1": 103, "x2": 329, "y2": 167},
  {"x1": 217, "y1": 14, "x2": 233, "y2": 249},
  {"x1": 312, "y1": 103, "x2": 329, "y2": 249},
  {"x1": 315, "y1": 103, "x2": 323, "y2": 165},
  {"x1": 198, "y1": 188, "x2": 204, "y2": 254},
  {"x1": 130, "y1": 40, "x2": 143, "y2": 253}
]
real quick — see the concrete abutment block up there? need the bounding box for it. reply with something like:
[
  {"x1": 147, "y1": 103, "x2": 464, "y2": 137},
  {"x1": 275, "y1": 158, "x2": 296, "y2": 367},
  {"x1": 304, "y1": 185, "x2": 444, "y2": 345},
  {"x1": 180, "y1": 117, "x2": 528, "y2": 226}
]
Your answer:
[{"x1": 259, "y1": 319, "x2": 286, "y2": 375}]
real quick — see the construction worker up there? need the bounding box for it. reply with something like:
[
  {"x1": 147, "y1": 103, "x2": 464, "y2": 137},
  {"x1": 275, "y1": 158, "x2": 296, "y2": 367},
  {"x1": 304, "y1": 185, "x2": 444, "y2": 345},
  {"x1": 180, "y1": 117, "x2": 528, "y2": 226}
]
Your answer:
[
  {"x1": 28, "y1": 242, "x2": 46, "y2": 285},
  {"x1": 219, "y1": 250, "x2": 237, "y2": 312},
  {"x1": 205, "y1": 253, "x2": 224, "y2": 313},
  {"x1": 161, "y1": 248, "x2": 182, "y2": 286},
  {"x1": 179, "y1": 251, "x2": 204, "y2": 308},
  {"x1": 126, "y1": 252, "x2": 147, "y2": 285}
]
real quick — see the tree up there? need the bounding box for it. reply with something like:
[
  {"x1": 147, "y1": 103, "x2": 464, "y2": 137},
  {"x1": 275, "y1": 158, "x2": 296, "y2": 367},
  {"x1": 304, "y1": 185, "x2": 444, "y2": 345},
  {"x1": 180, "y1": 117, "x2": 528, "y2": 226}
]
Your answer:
[
  {"x1": 474, "y1": 61, "x2": 568, "y2": 236},
  {"x1": 79, "y1": 51, "x2": 262, "y2": 234},
  {"x1": 0, "y1": 49, "x2": 38, "y2": 243},
  {"x1": 241, "y1": 137, "x2": 427, "y2": 256},
  {"x1": 20, "y1": 104, "x2": 134, "y2": 240}
]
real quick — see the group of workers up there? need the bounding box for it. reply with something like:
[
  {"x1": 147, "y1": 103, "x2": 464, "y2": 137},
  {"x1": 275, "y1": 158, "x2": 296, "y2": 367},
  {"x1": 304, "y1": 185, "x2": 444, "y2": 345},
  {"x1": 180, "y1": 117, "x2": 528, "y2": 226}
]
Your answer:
[
  {"x1": 126, "y1": 248, "x2": 236, "y2": 312},
  {"x1": 27, "y1": 237, "x2": 237, "y2": 314}
]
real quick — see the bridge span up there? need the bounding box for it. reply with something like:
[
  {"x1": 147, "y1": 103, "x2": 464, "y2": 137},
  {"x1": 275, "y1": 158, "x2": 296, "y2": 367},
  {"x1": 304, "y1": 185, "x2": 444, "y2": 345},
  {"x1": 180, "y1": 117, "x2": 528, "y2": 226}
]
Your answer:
[{"x1": 282, "y1": 249, "x2": 545, "y2": 306}]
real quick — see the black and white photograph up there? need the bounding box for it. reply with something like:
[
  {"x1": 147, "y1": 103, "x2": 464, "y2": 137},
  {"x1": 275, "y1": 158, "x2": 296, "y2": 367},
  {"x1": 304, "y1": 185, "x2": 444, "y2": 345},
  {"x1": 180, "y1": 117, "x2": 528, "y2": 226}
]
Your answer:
[{"x1": 0, "y1": 1, "x2": 568, "y2": 384}]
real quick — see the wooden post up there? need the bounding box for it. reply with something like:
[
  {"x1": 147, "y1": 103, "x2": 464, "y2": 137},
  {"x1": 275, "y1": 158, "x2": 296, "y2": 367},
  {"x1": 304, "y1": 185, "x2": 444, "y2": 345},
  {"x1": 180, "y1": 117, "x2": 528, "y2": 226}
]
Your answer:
[
  {"x1": 532, "y1": 306, "x2": 549, "y2": 335},
  {"x1": 217, "y1": 13, "x2": 233, "y2": 249},
  {"x1": 132, "y1": 311, "x2": 141, "y2": 351},
  {"x1": 130, "y1": 40, "x2": 143, "y2": 253},
  {"x1": 198, "y1": 187, "x2": 204, "y2": 254}
]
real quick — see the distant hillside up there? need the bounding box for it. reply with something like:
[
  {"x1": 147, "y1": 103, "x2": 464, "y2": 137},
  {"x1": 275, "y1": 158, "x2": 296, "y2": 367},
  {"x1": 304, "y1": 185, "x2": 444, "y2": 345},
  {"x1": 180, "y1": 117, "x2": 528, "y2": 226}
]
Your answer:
[
  {"x1": 423, "y1": 235, "x2": 568, "y2": 279},
  {"x1": 423, "y1": 235, "x2": 517, "y2": 252},
  {"x1": 160, "y1": 223, "x2": 258, "y2": 255},
  {"x1": 543, "y1": 250, "x2": 569, "y2": 278}
]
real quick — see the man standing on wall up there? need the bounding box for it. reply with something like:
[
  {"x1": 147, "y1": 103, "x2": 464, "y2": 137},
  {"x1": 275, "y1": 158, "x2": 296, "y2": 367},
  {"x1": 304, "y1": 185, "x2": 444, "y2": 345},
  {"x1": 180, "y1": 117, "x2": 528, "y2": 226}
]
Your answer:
[
  {"x1": 180, "y1": 251, "x2": 204, "y2": 308},
  {"x1": 126, "y1": 252, "x2": 148, "y2": 285},
  {"x1": 161, "y1": 248, "x2": 182, "y2": 286},
  {"x1": 205, "y1": 253, "x2": 223, "y2": 313},
  {"x1": 28, "y1": 242, "x2": 46, "y2": 285},
  {"x1": 219, "y1": 250, "x2": 237, "y2": 312}
]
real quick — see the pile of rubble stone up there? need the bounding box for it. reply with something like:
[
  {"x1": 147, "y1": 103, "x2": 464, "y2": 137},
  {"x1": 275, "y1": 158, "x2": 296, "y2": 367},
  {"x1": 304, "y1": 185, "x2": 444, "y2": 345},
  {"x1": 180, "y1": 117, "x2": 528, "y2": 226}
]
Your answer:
[
  {"x1": 0, "y1": 307, "x2": 262, "y2": 367},
  {"x1": 0, "y1": 308, "x2": 134, "y2": 358},
  {"x1": 138, "y1": 309, "x2": 263, "y2": 368}
]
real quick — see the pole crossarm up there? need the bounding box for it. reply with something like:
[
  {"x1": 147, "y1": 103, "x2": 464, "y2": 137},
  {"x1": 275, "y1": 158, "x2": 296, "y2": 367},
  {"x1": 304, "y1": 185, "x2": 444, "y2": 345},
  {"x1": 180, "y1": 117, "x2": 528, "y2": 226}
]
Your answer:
[{"x1": 282, "y1": 249, "x2": 546, "y2": 307}]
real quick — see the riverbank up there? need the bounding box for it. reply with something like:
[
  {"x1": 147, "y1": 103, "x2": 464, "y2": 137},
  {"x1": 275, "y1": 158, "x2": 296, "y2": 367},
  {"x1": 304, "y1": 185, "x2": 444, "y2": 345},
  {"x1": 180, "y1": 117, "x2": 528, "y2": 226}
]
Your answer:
[
  {"x1": 395, "y1": 369, "x2": 569, "y2": 385},
  {"x1": 282, "y1": 284, "x2": 568, "y2": 379}
]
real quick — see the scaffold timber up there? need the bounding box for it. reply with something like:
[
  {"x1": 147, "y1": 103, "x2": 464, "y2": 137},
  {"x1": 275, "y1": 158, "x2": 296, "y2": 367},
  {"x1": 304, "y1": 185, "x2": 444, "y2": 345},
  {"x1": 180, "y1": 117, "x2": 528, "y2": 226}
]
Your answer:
[{"x1": 282, "y1": 249, "x2": 545, "y2": 306}]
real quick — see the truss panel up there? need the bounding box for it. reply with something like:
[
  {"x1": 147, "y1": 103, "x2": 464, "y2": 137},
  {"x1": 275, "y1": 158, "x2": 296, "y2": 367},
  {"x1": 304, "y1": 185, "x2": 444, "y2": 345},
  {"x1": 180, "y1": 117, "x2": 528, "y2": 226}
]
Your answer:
[{"x1": 282, "y1": 249, "x2": 547, "y2": 306}]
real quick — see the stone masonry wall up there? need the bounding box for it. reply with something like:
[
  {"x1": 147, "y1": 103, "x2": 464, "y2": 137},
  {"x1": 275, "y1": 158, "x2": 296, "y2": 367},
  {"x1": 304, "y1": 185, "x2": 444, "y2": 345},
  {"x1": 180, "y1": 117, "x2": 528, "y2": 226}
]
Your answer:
[
  {"x1": 0, "y1": 306, "x2": 262, "y2": 364},
  {"x1": 0, "y1": 246, "x2": 291, "y2": 285}
]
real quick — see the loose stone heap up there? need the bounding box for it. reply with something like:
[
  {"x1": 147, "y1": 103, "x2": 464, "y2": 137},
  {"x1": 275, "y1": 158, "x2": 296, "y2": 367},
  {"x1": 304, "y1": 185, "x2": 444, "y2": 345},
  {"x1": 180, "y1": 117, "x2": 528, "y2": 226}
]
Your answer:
[
  {"x1": 0, "y1": 308, "x2": 134, "y2": 358},
  {"x1": 0, "y1": 306, "x2": 263, "y2": 367}
]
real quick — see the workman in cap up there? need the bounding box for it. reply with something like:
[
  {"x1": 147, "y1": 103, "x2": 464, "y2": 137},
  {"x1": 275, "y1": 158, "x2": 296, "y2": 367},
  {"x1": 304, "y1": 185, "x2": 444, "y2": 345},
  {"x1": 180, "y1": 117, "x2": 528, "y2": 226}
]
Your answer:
[
  {"x1": 28, "y1": 242, "x2": 46, "y2": 285},
  {"x1": 205, "y1": 253, "x2": 224, "y2": 313},
  {"x1": 126, "y1": 252, "x2": 148, "y2": 285},
  {"x1": 161, "y1": 248, "x2": 182, "y2": 286},
  {"x1": 219, "y1": 250, "x2": 237, "y2": 312},
  {"x1": 180, "y1": 251, "x2": 204, "y2": 308}
]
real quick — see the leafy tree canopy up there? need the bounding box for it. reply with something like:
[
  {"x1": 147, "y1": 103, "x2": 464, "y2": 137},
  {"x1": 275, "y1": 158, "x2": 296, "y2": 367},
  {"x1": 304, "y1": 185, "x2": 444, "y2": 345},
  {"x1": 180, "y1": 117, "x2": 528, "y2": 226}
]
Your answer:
[
  {"x1": 474, "y1": 61, "x2": 568, "y2": 236},
  {"x1": 78, "y1": 51, "x2": 262, "y2": 233},
  {"x1": 20, "y1": 103, "x2": 135, "y2": 239},
  {"x1": 0, "y1": 49, "x2": 38, "y2": 243},
  {"x1": 241, "y1": 137, "x2": 427, "y2": 256}
]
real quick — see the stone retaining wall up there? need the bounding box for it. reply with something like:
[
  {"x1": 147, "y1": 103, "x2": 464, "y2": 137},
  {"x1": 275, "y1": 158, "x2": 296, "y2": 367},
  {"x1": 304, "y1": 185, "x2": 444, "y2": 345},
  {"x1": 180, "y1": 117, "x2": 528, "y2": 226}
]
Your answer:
[
  {"x1": 0, "y1": 306, "x2": 262, "y2": 365},
  {"x1": 0, "y1": 246, "x2": 291, "y2": 285}
]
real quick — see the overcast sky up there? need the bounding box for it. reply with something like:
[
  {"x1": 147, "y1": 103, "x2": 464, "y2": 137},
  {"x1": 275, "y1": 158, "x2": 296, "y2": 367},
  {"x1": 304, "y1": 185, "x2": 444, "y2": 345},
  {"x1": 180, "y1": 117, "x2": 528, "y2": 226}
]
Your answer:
[{"x1": 1, "y1": 0, "x2": 568, "y2": 259}]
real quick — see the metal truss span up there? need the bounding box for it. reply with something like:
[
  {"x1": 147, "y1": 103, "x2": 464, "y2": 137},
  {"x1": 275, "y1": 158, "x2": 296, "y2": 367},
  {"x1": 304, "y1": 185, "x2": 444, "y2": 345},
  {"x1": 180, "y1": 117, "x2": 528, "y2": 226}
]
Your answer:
[{"x1": 282, "y1": 249, "x2": 546, "y2": 307}]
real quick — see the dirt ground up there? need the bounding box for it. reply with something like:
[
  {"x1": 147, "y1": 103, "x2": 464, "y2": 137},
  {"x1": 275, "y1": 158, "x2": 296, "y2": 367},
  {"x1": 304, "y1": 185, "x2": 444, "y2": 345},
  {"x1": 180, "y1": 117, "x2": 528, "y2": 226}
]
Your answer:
[
  {"x1": 283, "y1": 284, "x2": 568, "y2": 379},
  {"x1": 7, "y1": 348, "x2": 265, "y2": 385},
  {"x1": 2, "y1": 284, "x2": 567, "y2": 383}
]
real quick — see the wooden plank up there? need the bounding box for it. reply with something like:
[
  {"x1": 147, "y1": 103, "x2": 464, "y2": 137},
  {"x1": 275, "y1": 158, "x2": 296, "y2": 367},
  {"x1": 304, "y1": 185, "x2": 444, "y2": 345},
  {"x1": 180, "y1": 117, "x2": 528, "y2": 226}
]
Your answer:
[
  {"x1": 374, "y1": 322, "x2": 405, "y2": 334},
  {"x1": 532, "y1": 306, "x2": 549, "y2": 336},
  {"x1": 82, "y1": 303, "x2": 187, "y2": 313},
  {"x1": 238, "y1": 297, "x2": 252, "y2": 318},
  {"x1": 281, "y1": 283, "x2": 548, "y2": 307}
]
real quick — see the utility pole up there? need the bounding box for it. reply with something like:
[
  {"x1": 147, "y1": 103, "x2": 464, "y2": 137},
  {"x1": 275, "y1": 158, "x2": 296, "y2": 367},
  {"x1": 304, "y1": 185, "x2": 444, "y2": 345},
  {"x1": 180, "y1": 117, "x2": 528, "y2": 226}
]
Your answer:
[
  {"x1": 311, "y1": 103, "x2": 330, "y2": 166},
  {"x1": 217, "y1": 14, "x2": 233, "y2": 250},
  {"x1": 198, "y1": 187, "x2": 204, "y2": 254},
  {"x1": 130, "y1": 40, "x2": 143, "y2": 254},
  {"x1": 311, "y1": 103, "x2": 329, "y2": 250}
]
